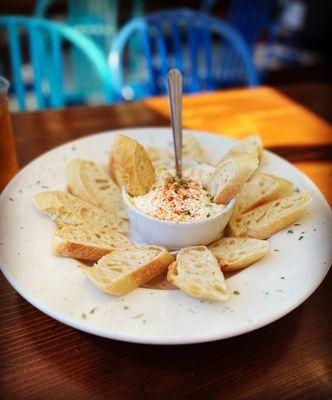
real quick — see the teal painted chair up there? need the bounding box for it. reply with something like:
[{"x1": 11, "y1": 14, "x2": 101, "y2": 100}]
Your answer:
[
  {"x1": 34, "y1": 0, "x2": 144, "y2": 100},
  {"x1": 0, "y1": 16, "x2": 113, "y2": 110}
]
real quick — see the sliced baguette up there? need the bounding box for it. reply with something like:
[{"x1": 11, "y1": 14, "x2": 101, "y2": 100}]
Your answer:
[
  {"x1": 111, "y1": 134, "x2": 156, "y2": 196},
  {"x1": 146, "y1": 147, "x2": 172, "y2": 164},
  {"x1": 167, "y1": 246, "x2": 228, "y2": 301},
  {"x1": 207, "y1": 153, "x2": 259, "y2": 205},
  {"x1": 79, "y1": 246, "x2": 174, "y2": 296},
  {"x1": 228, "y1": 191, "x2": 313, "y2": 239},
  {"x1": 209, "y1": 237, "x2": 268, "y2": 271},
  {"x1": 232, "y1": 173, "x2": 295, "y2": 217},
  {"x1": 52, "y1": 225, "x2": 133, "y2": 261},
  {"x1": 67, "y1": 159, "x2": 126, "y2": 219},
  {"x1": 182, "y1": 134, "x2": 208, "y2": 163},
  {"x1": 219, "y1": 135, "x2": 263, "y2": 165},
  {"x1": 33, "y1": 191, "x2": 128, "y2": 233}
]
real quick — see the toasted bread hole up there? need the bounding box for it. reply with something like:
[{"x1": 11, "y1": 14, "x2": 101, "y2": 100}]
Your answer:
[
  {"x1": 100, "y1": 185, "x2": 111, "y2": 190},
  {"x1": 80, "y1": 208, "x2": 89, "y2": 218},
  {"x1": 109, "y1": 266, "x2": 123, "y2": 273},
  {"x1": 95, "y1": 233, "x2": 101, "y2": 239},
  {"x1": 274, "y1": 202, "x2": 280, "y2": 207},
  {"x1": 95, "y1": 179, "x2": 108, "y2": 183}
]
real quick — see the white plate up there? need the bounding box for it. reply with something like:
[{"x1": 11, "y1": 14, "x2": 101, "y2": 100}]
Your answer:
[{"x1": 0, "y1": 128, "x2": 331, "y2": 345}]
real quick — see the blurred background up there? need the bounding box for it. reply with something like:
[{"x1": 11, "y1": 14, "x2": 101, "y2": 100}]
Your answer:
[{"x1": 0, "y1": 0, "x2": 331, "y2": 112}]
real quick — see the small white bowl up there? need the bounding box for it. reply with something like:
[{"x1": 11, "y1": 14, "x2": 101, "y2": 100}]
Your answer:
[{"x1": 122, "y1": 179, "x2": 235, "y2": 251}]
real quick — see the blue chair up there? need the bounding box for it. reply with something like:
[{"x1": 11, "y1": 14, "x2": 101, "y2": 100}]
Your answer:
[
  {"x1": 201, "y1": 0, "x2": 277, "y2": 80},
  {"x1": 201, "y1": 0, "x2": 276, "y2": 46},
  {"x1": 109, "y1": 9, "x2": 258, "y2": 101},
  {"x1": 0, "y1": 16, "x2": 113, "y2": 111},
  {"x1": 227, "y1": 0, "x2": 276, "y2": 47}
]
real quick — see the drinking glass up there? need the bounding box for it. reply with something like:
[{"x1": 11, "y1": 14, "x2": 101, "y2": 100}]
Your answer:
[{"x1": 0, "y1": 77, "x2": 19, "y2": 191}]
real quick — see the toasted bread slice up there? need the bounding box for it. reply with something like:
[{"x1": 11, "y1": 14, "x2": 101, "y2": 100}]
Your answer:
[
  {"x1": 207, "y1": 153, "x2": 259, "y2": 205},
  {"x1": 228, "y1": 192, "x2": 313, "y2": 239},
  {"x1": 67, "y1": 159, "x2": 126, "y2": 219},
  {"x1": 79, "y1": 246, "x2": 174, "y2": 296},
  {"x1": 109, "y1": 145, "x2": 123, "y2": 187},
  {"x1": 146, "y1": 147, "x2": 172, "y2": 164},
  {"x1": 33, "y1": 191, "x2": 128, "y2": 233},
  {"x1": 182, "y1": 134, "x2": 208, "y2": 163},
  {"x1": 111, "y1": 134, "x2": 156, "y2": 196},
  {"x1": 52, "y1": 225, "x2": 133, "y2": 261},
  {"x1": 219, "y1": 135, "x2": 263, "y2": 165},
  {"x1": 232, "y1": 173, "x2": 295, "y2": 217},
  {"x1": 209, "y1": 237, "x2": 268, "y2": 271},
  {"x1": 167, "y1": 246, "x2": 228, "y2": 301}
]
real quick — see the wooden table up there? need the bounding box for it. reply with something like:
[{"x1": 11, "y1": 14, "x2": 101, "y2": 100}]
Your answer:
[{"x1": 1, "y1": 83, "x2": 331, "y2": 399}]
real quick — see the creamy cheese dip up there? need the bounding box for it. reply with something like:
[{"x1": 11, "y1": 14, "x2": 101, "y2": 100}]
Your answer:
[{"x1": 130, "y1": 166, "x2": 225, "y2": 223}]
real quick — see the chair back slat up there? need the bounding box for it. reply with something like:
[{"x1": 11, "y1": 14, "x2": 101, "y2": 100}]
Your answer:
[
  {"x1": 200, "y1": 25, "x2": 213, "y2": 91},
  {"x1": 29, "y1": 24, "x2": 46, "y2": 109},
  {"x1": 49, "y1": 28, "x2": 64, "y2": 107},
  {"x1": 140, "y1": 25, "x2": 157, "y2": 95},
  {"x1": 228, "y1": 0, "x2": 275, "y2": 45},
  {"x1": 186, "y1": 24, "x2": 200, "y2": 92},
  {"x1": 153, "y1": 26, "x2": 169, "y2": 93},
  {"x1": 7, "y1": 21, "x2": 26, "y2": 110},
  {"x1": 170, "y1": 21, "x2": 183, "y2": 73}
]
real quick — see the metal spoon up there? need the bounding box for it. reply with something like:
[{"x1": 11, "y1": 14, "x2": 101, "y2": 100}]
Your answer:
[{"x1": 167, "y1": 68, "x2": 183, "y2": 177}]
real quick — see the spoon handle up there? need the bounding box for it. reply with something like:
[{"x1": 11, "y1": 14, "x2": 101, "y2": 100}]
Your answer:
[{"x1": 167, "y1": 69, "x2": 183, "y2": 177}]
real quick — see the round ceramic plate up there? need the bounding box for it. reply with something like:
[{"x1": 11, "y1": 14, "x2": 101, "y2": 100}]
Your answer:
[{"x1": 0, "y1": 128, "x2": 331, "y2": 345}]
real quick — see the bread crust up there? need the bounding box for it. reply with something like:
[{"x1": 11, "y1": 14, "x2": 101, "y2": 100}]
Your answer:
[
  {"x1": 52, "y1": 235, "x2": 112, "y2": 260},
  {"x1": 51, "y1": 225, "x2": 132, "y2": 261}
]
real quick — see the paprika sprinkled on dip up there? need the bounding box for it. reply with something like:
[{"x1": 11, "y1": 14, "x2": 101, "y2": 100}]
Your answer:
[{"x1": 129, "y1": 166, "x2": 225, "y2": 223}]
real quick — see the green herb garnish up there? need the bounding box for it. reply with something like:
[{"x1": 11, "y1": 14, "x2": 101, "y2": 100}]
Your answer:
[
  {"x1": 233, "y1": 290, "x2": 240, "y2": 295},
  {"x1": 287, "y1": 230, "x2": 293, "y2": 234}
]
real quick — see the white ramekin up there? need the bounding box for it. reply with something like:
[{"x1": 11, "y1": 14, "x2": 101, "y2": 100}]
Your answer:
[{"x1": 121, "y1": 165, "x2": 235, "y2": 250}]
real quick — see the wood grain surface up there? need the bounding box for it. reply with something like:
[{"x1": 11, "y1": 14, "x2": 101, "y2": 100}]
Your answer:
[{"x1": 1, "y1": 83, "x2": 331, "y2": 400}]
